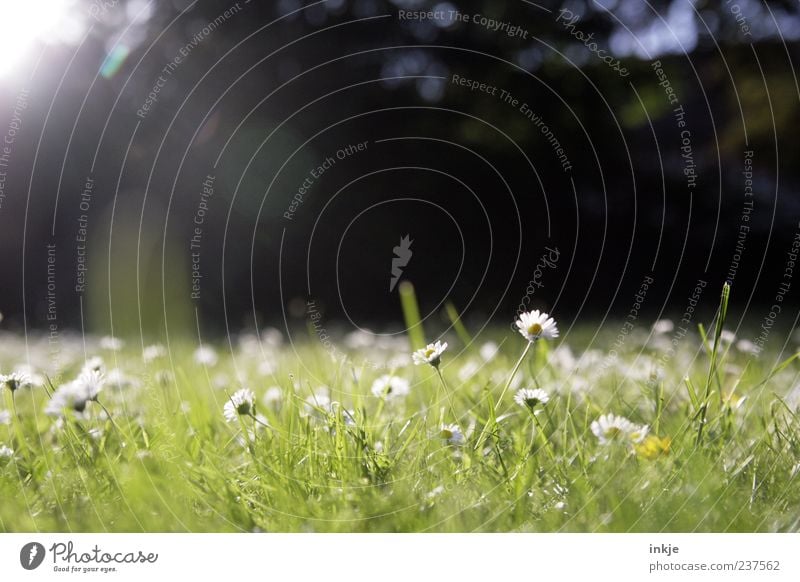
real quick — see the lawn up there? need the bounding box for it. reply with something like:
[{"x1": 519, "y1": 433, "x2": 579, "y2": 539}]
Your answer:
[{"x1": 1, "y1": 284, "x2": 799, "y2": 532}]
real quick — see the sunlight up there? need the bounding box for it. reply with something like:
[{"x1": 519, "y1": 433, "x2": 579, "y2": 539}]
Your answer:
[{"x1": 0, "y1": 0, "x2": 75, "y2": 77}]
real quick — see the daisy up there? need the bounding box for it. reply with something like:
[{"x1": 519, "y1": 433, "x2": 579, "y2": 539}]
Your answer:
[
  {"x1": 440, "y1": 423, "x2": 464, "y2": 446},
  {"x1": 370, "y1": 375, "x2": 410, "y2": 400},
  {"x1": 223, "y1": 388, "x2": 256, "y2": 423},
  {"x1": 479, "y1": 341, "x2": 499, "y2": 361},
  {"x1": 0, "y1": 444, "x2": 13, "y2": 458},
  {"x1": 652, "y1": 319, "x2": 674, "y2": 334},
  {"x1": 262, "y1": 386, "x2": 283, "y2": 408},
  {"x1": 82, "y1": 356, "x2": 105, "y2": 373},
  {"x1": 591, "y1": 413, "x2": 649, "y2": 445},
  {"x1": 736, "y1": 339, "x2": 756, "y2": 354},
  {"x1": 45, "y1": 371, "x2": 105, "y2": 417},
  {"x1": 194, "y1": 345, "x2": 218, "y2": 367},
  {"x1": 142, "y1": 344, "x2": 166, "y2": 363},
  {"x1": 0, "y1": 371, "x2": 32, "y2": 392},
  {"x1": 224, "y1": 388, "x2": 255, "y2": 422},
  {"x1": 302, "y1": 388, "x2": 332, "y2": 418},
  {"x1": 514, "y1": 387, "x2": 550, "y2": 411},
  {"x1": 76, "y1": 370, "x2": 105, "y2": 401},
  {"x1": 412, "y1": 341, "x2": 448, "y2": 367},
  {"x1": 515, "y1": 310, "x2": 559, "y2": 343},
  {"x1": 0, "y1": 410, "x2": 10, "y2": 425},
  {"x1": 99, "y1": 336, "x2": 124, "y2": 351}
]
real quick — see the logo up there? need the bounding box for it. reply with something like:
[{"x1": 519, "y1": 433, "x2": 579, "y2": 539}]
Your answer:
[
  {"x1": 20, "y1": 542, "x2": 45, "y2": 570},
  {"x1": 389, "y1": 235, "x2": 413, "y2": 292}
]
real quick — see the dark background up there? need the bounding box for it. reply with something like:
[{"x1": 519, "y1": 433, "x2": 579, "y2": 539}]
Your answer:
[{"x1": 0, "y1": 0, "x2": 798, "y2": 339}]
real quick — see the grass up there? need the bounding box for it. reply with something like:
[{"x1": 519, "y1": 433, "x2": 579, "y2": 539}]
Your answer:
[{"x1": 1, "y1": 286, "x2": 800, "y2": 532}]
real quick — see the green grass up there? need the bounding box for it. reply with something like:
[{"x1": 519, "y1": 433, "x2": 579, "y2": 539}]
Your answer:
[{"x1": 1, "y1": 292, "x2": 800, "y2": 532}]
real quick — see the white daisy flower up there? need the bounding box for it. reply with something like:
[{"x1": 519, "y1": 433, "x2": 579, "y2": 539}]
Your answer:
[
  {"x1": 0, "y1": 371, "x2": 32, "y2": 392},
  {"x1": 76, "y1": 370, "x2": 105, "y2": 400},
  {"x1": 99, "y1": 336, "x2": 124, "y2": 351},
  {"x1": 515, "y1": 310, "x2": 559, "y2": 343},
  {"x1": 0, "y1": 410, "x2": 10, "y2": 425},
  {"x1": 82, "y1": 356, "x2": 105, "y2": 373},
  {"x1": 194, "y1": 345, "x2": 218, "y2": 366},
  {"x1": 591, "y1": 413, "x2": 649, "y2": 445},
  {"x1": 652, "y1": 319, "x2": 674, "y2": 334},
  {"x1": 440, "y1": 423, "x2": 464, "y2": 446},
  {"x1": 142, "y1": 344, "x2": 166, "y2": 363},
  {"x1": 736, "y1": 339, "x2": 756, "y2": 354},
  {"x1": 412, "y1": 341, "x2": 448, "y2": 367},
  {"x1": 720, "y1": 330, "x2": 737, "y2": 345},
  {"x1": 12, "y1": 365, "x2": 45, "y2": 387},
  {"x1": 370, "y1": 374, "x2": 410, "y2": 400},
  {"x1": 262, "y1": 327, "x2": 284, "y2": 347},
  {"x1": 223, "y1": 388, "x2": 256, "y2": 423},
  {"x1": 45, "y1": 371, "x2": 104, "y2": 417},
  {"x1": 0, "y1": 444, "x2": 13, "y2": 458},
  {"x1": 262, "y1": 386, "x2": 283, "y2": 408},
  {"x1": 479, "y1": 341, "x2": 499, "y2": 361},
  {"x1": 514, "y1": 387, "x2": 550, "y2": 411},
  {"x1": 302, "y1": 387, "x2": 332, "y2": 417}
]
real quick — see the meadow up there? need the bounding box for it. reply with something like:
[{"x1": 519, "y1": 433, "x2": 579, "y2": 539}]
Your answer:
[{"x1": 1, "y1": 284, "x2": 800, "y2": 532}]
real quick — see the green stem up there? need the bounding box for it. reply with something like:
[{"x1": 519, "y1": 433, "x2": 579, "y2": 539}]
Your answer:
[
  {"x1": 435, "y1": 367, "x2": 461, "y2": 430},
  {"x1": 498, "y1": 341, "x2": 534, "y2": 404},
  {"x1": 9, "y1": 392, "x2": 30, "y2": 456},
  {"x1": 697, "y1": 283, "x2": 730, "y2": 447}
]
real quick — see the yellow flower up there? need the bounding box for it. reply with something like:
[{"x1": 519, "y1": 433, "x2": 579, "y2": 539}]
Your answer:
[{"x1": 635, "y1": 436, "x2": 671, "y2": 460}]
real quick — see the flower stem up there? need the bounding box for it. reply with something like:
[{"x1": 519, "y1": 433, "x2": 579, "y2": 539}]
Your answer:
[
  {"x1": 435, "y1": 367, "x2": 460, "y2": 430},
  {"x1": 9, "y1": 392, "x2": 30, "y2": 456},
  {"x1": 498, "y1": 341, "x2": 533, "y2": 404}
]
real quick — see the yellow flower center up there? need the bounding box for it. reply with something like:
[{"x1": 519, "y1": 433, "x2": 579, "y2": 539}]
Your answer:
[
  {"x1": 605, "y1": 427, "x2": 622, "y2": 439},
  {"x1": 527, "y1": 323, "x2": 543, "y2": 336},
  {"x1": 425, "y1": 348, "x2": 436, "y2": 358},
  {"x1": 441, "y1": 429, "x2": 453, "y2": 440}
]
